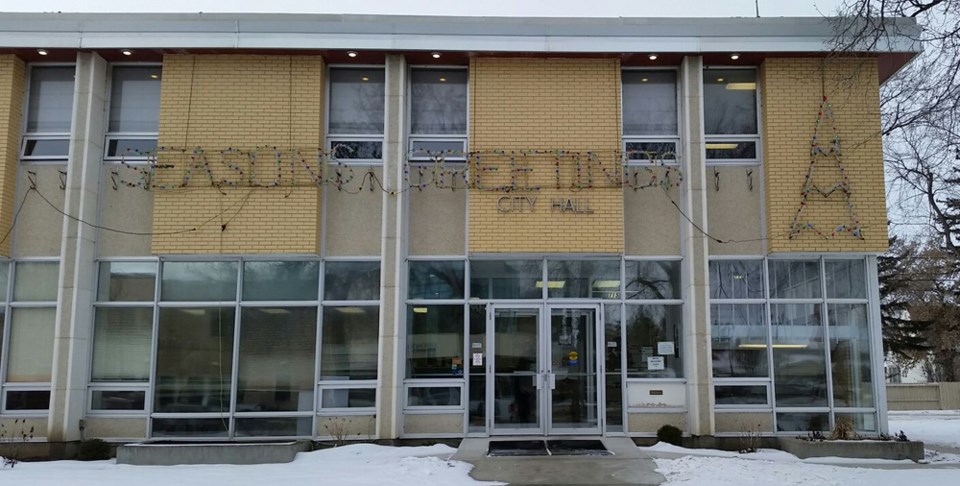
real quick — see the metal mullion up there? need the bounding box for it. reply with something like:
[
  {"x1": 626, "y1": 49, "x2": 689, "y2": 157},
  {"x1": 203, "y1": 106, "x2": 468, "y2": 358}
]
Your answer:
[
  {"x1": 764, "y1": 258, "x2": 777, "y2": 432},
  {"x1": 461, "y1": 300, "x2": 469, "y2": 435},
  {"x1": 238, "y1": 301, "x2": 319, "y2": 307},
  {"x1": 313, "y1": 260, "x2": 323, "y2": 438},
  {"x1": 157, "y1": 301, "x2": 239, "y2": 307},
  {"x1": 93, "y1": 301, "x2": 156, "y2": 307},
  {"x1": 147, "y1": 259, "x2": 162, "y2": 438},
  {"x1": 820, "y1": 257, "x2": 835, "y2": 429},
  {"x1": 227, "y1": 261, "x2": 243, "y2": 439},
  {"x1": 405, "y1": 299, "x2": 466, "y2": 305},
  {"x1": 321, "y1": 300, "x2": 380, "y2": 307}
]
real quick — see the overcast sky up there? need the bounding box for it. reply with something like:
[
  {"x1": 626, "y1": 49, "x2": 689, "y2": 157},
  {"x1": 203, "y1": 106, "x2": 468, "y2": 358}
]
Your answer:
[{"x1": 3, "y1": 0, "x2": 845, "y2": 17}]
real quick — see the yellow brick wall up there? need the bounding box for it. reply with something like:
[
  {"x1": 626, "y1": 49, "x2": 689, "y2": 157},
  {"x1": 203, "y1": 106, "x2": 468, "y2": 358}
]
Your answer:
[
  {"x1": 152, "y1": 54, "x2": 324, "y2": 254},
  {"x1": 468, "y1": 58, "x2": 623, "y2": 254},
  {"x1": 762, "y1": 57, "x2": 887, "y2": 253},
  {"x1": 0, "y1": 55, "x2": 25, "y2": 257}
]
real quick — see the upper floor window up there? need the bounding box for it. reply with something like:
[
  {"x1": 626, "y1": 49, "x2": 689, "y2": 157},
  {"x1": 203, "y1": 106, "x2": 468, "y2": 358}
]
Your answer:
[
  {"x1": 327, "y1": 67, "x2": 385, "y2": 162},
  {"x1": 621, "y1": 70, "x2": 679, "y2": 164},
  {"x1": 21, "y1": 66, "x2": 75, "y2": 161},
  {"x1": 408, "y1": 68, "x2": 468, "y2": 161},
  {"x1": 703, "y1": 68, "x2": 759, "y2": 164},
  {"x1": 105, "y1": 65, "x2": 162, "y2": 160}
]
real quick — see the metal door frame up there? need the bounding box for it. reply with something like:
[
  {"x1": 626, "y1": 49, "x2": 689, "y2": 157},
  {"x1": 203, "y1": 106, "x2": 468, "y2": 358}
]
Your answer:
[{"x1": 485, "y1": 303, "x2": 604, "y2": 436}]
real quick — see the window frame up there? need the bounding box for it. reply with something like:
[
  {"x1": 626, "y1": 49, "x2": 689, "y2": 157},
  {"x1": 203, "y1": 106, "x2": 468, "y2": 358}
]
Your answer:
[
  {"x1": 102, "y1": 63, "x2": 163, "y2": 163},
  {"x1": 621, "y1": 67, "x2": 681, "y2": 167},
  {"x1": 703, "y1": 66, "x2": 762, "y2": 166},
  {"x1": 0, "y1": 257, "x2": 61, "y2": 415},
  {"x1": 20, "y1": 63, "x2": 76, "y2": 163},
  {"x1": 406, "y1": 65, "x2": 469, "y2": 163},
  {"x1": 325, "y1": 65, "x2": 387, "y2": 166}
]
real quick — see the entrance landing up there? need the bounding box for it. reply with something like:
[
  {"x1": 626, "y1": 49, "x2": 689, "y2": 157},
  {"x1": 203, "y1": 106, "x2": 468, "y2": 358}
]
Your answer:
[
  {"x1": 487, "y1": 439, "x2": 612, "y2": 457},
  {"x1": 454, "y1": 437, "x2": 665, "y2": 485}
]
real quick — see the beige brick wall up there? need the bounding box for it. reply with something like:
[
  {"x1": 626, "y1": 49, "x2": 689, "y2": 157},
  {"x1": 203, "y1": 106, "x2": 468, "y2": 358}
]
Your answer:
[
  {"x1": 0, "y1": 55, "x2": 25, "y2": 257},
  {"x1": 152, "y1": 54, "x2": 324, "y2": 254},
  {"x1": 468, "y1": 58, "x2": 623, "y2": 254},
  {"x1": 762, "y1": 57, "x2": 887, "y2": 253}
]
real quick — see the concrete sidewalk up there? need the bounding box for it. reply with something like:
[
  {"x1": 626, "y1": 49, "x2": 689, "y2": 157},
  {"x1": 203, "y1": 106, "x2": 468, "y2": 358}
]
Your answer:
[{"x1": 453, "y1": 437, "x2": 665, "y2": 485}]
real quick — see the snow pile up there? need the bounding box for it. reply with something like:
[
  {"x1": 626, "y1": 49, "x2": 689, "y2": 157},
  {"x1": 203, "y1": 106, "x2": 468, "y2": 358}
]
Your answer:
[
  {"x1": 0, "y1": 444, "x2": 500, "y2": 486},
  {"x1": 889, "y1": 411, "x2": 960, "y2": 448}
]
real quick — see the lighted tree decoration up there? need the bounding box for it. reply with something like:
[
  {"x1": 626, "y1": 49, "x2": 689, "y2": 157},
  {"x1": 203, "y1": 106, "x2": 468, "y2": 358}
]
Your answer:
[{"x1": 789, "y1": 96, "x2": 864, "y2": 240}]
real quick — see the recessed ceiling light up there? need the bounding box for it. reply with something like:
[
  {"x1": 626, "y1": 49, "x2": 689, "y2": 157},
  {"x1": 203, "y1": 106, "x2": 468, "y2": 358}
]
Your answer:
[
  {"x1": 121, "y1": 49, "x2": 134, "y2": 56},
  {"x1": 648, "y1": 53, "x2": 658, "y2": 60},
  {"x1": 347, "y1": 51, "x2": 358, "y2": 58},
  {"x1": 641, "y1": 78, "x2": 649, "y2": 82},
  {"x1": 361, "y1": 76, "x2": 369, "y2": 81},
  {"x1": 730, "y1": 53, "x2": 741, "y2": 60},
  {"x1": 37, "y1": 49, "x2": 49, "y2": 56},
  {"x1": 150, "y1": 74, "x2": 159, "y2": 79},
  {"x1": 439, "y1": 77, "x2": 446, "y2": 82},
  {"x1": 431, "y1": 52, "x2": 441, "y2": 59},
  {"x1": 717, "y1": 77, "x2": 725, "y2": 82}
]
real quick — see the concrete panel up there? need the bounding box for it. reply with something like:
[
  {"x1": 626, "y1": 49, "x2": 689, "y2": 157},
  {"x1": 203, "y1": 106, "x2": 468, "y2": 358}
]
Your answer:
[
  {"x1": 98, "y1": 166, "x2": 154, "y2": 256},
  {"x1": 117, "y1": 440, "x2": 311, "y2": 465},
  {"x1": 13, "y1": 164, "x2": 65, "y2": 257},
  {"x1": 324, "y1": 166, "x2": 383, "y2": 257},
  {"x1": 83, "y1": 416, "x2": 147, "y2": 439},
  {"x1": 623, "y1": 174, "x2": 681, "y2": 256},
  {"x1": 403, "y1": 412, "x2": 463, "y2": 435},
  {"x1": 408, "y1": 185, "x2": 466, "y2": 256},
  {"x1": 626, "y1": 382, "x2": 686, "y2": 408},
  {"x1": 316, "y1": 415, "x2": 376, "y2": 439},
  {"x1": 706, "y1": 165, "x2": 762, "y2": 255},
  {"x1": 0, "y1": 417, "x2": 47, "y2": 438},
  {"x1": 627, "y1": 412, "x2": 686, "y2": 434},
  {"x1": 778, "y1": 436, "x2": 923, "y2": 461},
  {"x1": 714, "y1": 411, "x2": 774, "y2": 434}
]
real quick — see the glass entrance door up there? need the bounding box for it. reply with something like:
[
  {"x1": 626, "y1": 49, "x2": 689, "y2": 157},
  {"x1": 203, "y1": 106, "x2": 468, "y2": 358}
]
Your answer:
[
  {"x1": 548, "y1": 306, "x2": 600, "y2": 434},
  {"x1": 490, "y1": 307, "x2": 542, "y2": 434}
]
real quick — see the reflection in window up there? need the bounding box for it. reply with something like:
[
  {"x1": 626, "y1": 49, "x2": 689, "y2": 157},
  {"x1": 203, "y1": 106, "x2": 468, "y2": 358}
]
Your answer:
[
  {"x1": 237, "y1": 307, "x2": 317, "y2": 412},
  {"x1": 622, "y1": 71, "x2": 678, "y2": 136},
  {"x1": 406, "y1": 305, "x2": 464, "y2": 379},
  {"x1": 410, "y1": 69, "x2": 468, "y2": 135},
  {"x1": 714, "y1": 385, "x2": 767, "y2": 405},
  {"x1": 320, "y1": 306, "x2": 379, "y2": 380},
  {"x1": 13, "y1": 261, "x2": 60, "y2": 301},
  {"x1": 625, "y1": 305, "x2": 682, "y2": 378},
  {"x1": 323, "y1": 261, "x2": 380, "y2": 301},
  {"x1": 829, "y1": 304, "x2": 873, "y2": 408},
  {"x1": 771, "y1": 303, "x2": 827, "y2": 407},
  {"x1": 242, "y1": 261, "x2": 319, "y2": 301},
  {"x1": 825, "y1": 260, "x2": 866, "y2": 299},
  {"x1": 710, "y1": 260, "x2": 764, "y2": 299},
  {"x1": 470, "y1": 260, "x2": 543, "y2": 299},
  {"x1": 161, "y1": 261, "x2": 238, "y2": 302},
  {"x1": 408, "y1": 387, "x2": 461, "y2": 406},
  {"x1": 703, "y1": 69, "x2": 757, "y2": 135},
  {"x1": 154, "y1": 307, "x2": 236, "y2": 413},
  {"x1": 408, "y1": 260, "x2": 464, "y2": 299},
  {"x1": 711, "y1": 304, "x2": 768, "y2": 378},
  {"x1": 546, "y1": 259, "x2": 620, "y2": 299},
  {"x1": 97, "y1": 261, "x2": 156, "y2": 301},
  {"x1": 624, "y1": 260, "x2": 681, "y2": 300},
  {"x1": 6, "y1": 308, "x2": 56, "y2": 382},
  {"x1": 328, "y1": 68, "x2": 385, "y2": 134},
  {"x1": 769, "y1": 260, "x2": 821, "y2": 299}
]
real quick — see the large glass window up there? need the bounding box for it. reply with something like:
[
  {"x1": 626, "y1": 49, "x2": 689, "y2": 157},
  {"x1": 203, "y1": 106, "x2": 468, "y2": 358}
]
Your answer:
[
  {"x1": 406, "y1": 305, "x2": 464, "y2": 379},
  {"x1": 320, "y1": 306, "x2": 379, "y2": 380},
  {"x1": 703, "y1": 68, "x2": 758, "y2": 164},
  {"x1": 237, "y1": 307, "x2": 317, "y2": 412},
  {"x1": 470, "y1": 260, "x2": 542, "y2": 300},
  {"x1": 1, "y1": 261, "x2": 59, "y2": 412},
  {"x1": 408, "y1": 68, "x2": 468, "y2": 160},
  {"x1": 408, "y1": 260, "x2": 464, "y2": 300},
  {"x1": 622, "y1": 70, "x2": 679, "y2": 163},
  {"x1": 624, "y1": 260, "x2": 681, "y2": 300},
  {"x1": 328, "y1": 67, "x2": 385, "y2": 162},
  {"x1": 323, "y1": 261, "x2": 380, "y2": 301},
  {"x1": 22, "y1": 66, "x2": 74, "y2": 160},
  {"x1": 625, "y1": 305, "x2": 683, "y2": 378},
  {"x1": 708, "y1": 257, "x2": 879, "y2": 432},
  {"x1": 546, "y1": 259, "x2": 620, "y2": 299},
  {"x1": 105, "y1": 65, "x2": 161, "y2": 159}
]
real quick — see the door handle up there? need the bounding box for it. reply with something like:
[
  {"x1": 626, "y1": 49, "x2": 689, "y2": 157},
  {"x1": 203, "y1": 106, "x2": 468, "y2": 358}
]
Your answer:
[{"x1": 549, "y1": 372, "x2": 556, "y2": 390}]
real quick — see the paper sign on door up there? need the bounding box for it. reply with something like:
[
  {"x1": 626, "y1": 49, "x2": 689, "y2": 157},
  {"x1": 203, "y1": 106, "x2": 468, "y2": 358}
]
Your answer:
[
  {"x1": 647, "y1": 356, "x2": 665, "y2": 371},
  {"x1": 472, "y1": 353, "x2": 483, "y2": 366}
]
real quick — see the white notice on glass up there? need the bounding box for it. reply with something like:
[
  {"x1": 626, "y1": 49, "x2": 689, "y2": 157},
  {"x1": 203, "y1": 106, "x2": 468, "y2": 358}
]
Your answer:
[
  {"x1": 472, "y1": 353, "x2": 483, "y2": 366},
  {"x1": 472, "y1": 342, "x2": 483, "y2": 349},
  {"x1": 647, "y1": 356, "x2": 665, "y2": 371},
  {"x1": 657, "y1": 341, "x2": 675, "y2": 355}
]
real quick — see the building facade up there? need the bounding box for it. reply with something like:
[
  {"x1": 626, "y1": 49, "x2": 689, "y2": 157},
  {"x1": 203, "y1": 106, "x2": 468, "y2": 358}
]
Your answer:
[{"x1": 0, "y1": 13, "x2": 918, "y2": 444}]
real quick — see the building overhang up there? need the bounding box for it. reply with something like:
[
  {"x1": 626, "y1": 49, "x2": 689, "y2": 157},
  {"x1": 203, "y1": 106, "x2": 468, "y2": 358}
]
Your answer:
[{"x1": 0, "y1": 12, "x2": 921, "y2": 82}]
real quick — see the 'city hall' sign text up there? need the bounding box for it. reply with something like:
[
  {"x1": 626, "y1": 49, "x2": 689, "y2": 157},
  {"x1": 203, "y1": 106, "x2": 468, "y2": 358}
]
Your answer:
[{"x1": 496, "y1": 196, "x2": 593, "y2": 214}]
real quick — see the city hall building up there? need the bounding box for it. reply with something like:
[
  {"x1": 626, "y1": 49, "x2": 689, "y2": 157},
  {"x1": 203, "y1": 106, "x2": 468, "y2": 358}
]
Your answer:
[{"x1": 0, "y1": 13, "x2": 917, "y2": 445}]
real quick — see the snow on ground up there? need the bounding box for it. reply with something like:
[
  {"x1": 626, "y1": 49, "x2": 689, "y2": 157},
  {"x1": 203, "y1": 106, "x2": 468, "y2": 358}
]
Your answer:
[
  {"x1": 889, "y1": 410, "x2": 960, "y2": 448},
  {"x1": 0, "y1": 444, "x2": 501, "y2": 486},
  {"x1": 654, "y1": 455, "x2": 960, "y2": 486}
]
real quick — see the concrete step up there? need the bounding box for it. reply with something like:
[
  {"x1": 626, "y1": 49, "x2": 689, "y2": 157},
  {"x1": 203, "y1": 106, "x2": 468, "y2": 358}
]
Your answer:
[{"x1": 116, "y1": 440, "x2": 312, "y2": 465}]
